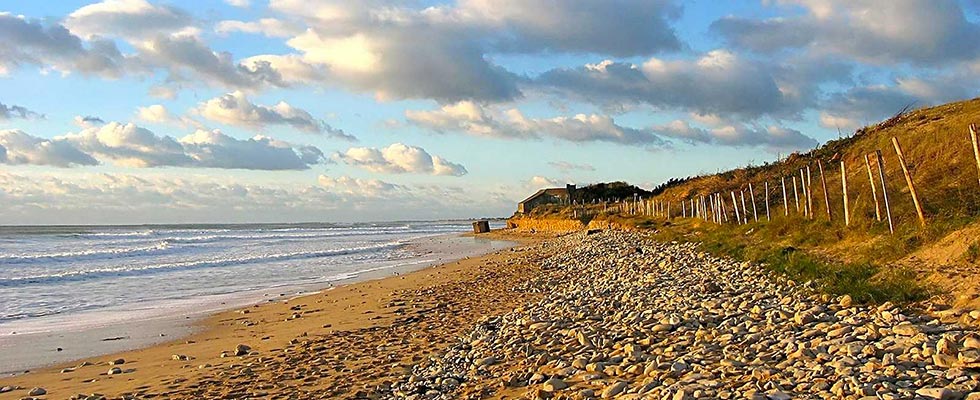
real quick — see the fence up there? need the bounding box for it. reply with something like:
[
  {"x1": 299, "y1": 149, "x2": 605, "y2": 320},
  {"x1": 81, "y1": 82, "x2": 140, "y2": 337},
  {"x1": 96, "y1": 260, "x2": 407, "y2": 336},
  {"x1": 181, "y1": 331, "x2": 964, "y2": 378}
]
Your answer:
[{"x1": 582, "y1": 124, "x2": 979, "y2": 235}]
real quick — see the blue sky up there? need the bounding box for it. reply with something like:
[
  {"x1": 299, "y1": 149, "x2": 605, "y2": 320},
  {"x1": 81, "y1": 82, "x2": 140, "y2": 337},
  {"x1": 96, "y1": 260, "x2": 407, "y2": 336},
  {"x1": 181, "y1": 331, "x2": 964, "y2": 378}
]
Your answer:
[{"x1": 0, "y1": 0, "x2": 978, "y2": 224}]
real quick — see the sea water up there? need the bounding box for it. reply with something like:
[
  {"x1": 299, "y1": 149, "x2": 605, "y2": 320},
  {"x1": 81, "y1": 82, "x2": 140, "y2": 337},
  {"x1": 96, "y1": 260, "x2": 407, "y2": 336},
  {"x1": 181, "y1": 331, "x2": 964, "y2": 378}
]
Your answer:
[{"x1": 0, "y1": 221, "x2": 501, "y2": 329}]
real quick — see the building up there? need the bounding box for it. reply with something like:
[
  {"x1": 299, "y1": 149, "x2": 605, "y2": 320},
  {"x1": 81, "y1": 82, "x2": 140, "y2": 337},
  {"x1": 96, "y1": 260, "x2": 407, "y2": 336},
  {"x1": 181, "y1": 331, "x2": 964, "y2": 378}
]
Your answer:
[{"x1": 517, "y1": 184, "x2": 576, "y2": 214}]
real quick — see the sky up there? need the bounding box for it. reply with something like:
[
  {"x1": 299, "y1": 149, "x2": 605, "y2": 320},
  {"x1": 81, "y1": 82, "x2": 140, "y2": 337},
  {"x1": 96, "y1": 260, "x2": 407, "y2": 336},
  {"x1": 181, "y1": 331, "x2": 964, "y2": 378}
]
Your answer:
[{"x1": 0, "y1": 0, "x2": 979, "y2": 224}]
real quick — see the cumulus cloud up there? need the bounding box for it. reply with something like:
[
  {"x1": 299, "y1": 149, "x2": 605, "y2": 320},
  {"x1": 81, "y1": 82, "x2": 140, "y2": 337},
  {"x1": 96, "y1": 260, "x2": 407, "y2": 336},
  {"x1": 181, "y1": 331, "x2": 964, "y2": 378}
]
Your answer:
[
  {"x1": 224, "y1": 0, "x2": 251, "y2": 8},
  {"x1": 196, "y1": 91, "x2": 352, "y2": 139},
  {"x1": 457, "y1": 0, "x2": 682, "y2": 56},
  {"x1": 0, "y1": 12, "x2": 125, "y2": 77},
  {"x1": 258, "y1": 0, "x2": 684, "y2": 102},
  {"x1": 0, "y1": 122, "x2": 325, "y2": 170},
  {"x1": 216, "y1": 18, "x2": 300, "y2": 38},
  {"x1": 132, "y1": 34, "x2": 279, "y2": 90},
  {"x1": 333, "y1": 143, "x2": 467, "y2": 176},
  {"x1": 65, "y1": 0, "x2": 195, "y2": 41},
  {"x1": 527, "y1": 176, "x2": 566, "y2": 189},
  {"x1": 536, "y1": 51, "x2": 793, "y2": 118},
  {"x1": 136, "y1": 104, "x2": 174, "y2": 123},
  {"x1": 317, "y1": 175, "x2": 401, "y2": 197},
  {"x1": 0, "y1": 102, "x2": 42, "y2": 120},
  {"x1": 0, "y1": 171, "x2": 516, "y2": 224},
  {"x1": 711, "y1": 0, "x2": 980, "y2": 65},
  {"x1": 653, "y1": 120, "x2": 818, "y2": 151},
  {"x1": 818, "y1": 73, "x2": 977, "y2": 130},
  {"x1": 406, "y1": 101, "x2": 664, "y2": 146},
  {"x1": 0, "y1": 130, "x2": 99, "y2": 167}
]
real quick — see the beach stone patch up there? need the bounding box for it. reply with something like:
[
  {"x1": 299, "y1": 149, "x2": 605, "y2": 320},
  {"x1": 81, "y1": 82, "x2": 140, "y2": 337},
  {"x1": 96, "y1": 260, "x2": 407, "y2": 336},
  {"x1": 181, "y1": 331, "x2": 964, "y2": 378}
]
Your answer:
[{"x1": 383, "y1": 230, "x2": 980, "y2": 399}]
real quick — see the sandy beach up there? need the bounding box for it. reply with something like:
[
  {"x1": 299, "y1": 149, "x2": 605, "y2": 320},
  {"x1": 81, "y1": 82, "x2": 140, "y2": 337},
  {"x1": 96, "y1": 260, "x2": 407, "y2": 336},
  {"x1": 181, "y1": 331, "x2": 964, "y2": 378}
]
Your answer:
[
  {"x1": 0, "y1": 230, "x2": 547, "y2": 399},
  {"x1": 5, "y1": 229, "x2": 980, "y2": 400}
]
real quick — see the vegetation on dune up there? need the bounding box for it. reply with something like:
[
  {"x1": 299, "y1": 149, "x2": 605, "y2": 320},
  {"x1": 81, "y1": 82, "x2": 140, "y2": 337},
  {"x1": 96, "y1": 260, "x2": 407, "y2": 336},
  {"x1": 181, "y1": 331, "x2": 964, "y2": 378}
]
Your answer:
[{"x1": 519, "y1": 97, "x2": 980, "y2": 304}]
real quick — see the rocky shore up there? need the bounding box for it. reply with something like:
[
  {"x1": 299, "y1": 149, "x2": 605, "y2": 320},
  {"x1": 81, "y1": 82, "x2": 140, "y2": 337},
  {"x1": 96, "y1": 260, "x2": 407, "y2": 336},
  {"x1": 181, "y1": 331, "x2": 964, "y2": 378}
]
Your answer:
[
  {"x1": 4, "y1": 230, "x2": 980, "y2": 399},
  {"x1": 390, "y1": 231, "x2": 980, "y2": 399}
]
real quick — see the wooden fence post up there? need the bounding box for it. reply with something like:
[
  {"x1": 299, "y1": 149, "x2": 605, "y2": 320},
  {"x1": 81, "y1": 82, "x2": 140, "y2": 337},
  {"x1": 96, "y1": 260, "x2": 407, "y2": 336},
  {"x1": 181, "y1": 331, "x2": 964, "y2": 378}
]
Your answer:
[
  {"x1": 793, "y1": 175, "x2": 800, "y2": 213},
  {"x1": 864, "y1": 154, "x2": 882, "y2": 221},
  {"x1": 818, "y1": 160, "x2": 832, "y2": 221},
  {"x1": 970, "y1": 123, "x2": 980, "y2": 187},
  {"x1": 875, "y1": 150, "x2": 894, "y2": 234},
  {"x1": 841, "y1": 160, "x2": 850, "y2": 226},
  {"x1": 714, "y1": 194, "x2": 721, "y2": 224},
  {"x1": 799, "y1": 169, "x2": 808, "y2": 217},
  {"x1": 892, "y1": 137, "x2": 926, "y2": 227},
  {"x1": 781, "y1": 177, "x2": 788, "y2": 216},
  {"x1": 731, "y1": 191, "x2": 741, "y2": 225},
  {"x1": 720, "y1": 194, "x2": 728, "y2": 223},
  {"x1": 749, "y1": 183, "x2": 759, "y2": 222},
  {"x1": 740, "y1": 190, "x2": 748, "y2": 224},
  {"x1": 806, "y1": 165, "x2": 814, "y2": 219},
  {"x1": 765, "y1": 181, "x2": 771, "y2": 221}
]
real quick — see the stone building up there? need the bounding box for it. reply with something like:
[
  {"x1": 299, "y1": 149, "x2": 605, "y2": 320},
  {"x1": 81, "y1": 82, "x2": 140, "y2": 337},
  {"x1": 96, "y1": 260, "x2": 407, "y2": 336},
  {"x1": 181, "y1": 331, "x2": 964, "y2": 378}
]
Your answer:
[{"x1": 517, "y1": 184, "x2": 576, "y2": 214}]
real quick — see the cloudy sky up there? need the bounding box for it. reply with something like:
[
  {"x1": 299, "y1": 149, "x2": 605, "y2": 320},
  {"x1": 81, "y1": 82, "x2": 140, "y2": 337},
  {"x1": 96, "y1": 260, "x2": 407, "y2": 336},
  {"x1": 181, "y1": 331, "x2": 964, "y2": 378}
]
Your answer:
[{"x1": 1, "y1": 0, "x2": 978, "y2": 224}]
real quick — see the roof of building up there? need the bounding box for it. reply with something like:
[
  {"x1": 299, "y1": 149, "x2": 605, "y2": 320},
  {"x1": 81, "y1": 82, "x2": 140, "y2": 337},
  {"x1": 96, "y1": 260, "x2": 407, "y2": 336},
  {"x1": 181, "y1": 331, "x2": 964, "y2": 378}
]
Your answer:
[{"x1": 519, "y1": 187, "x2": 568, "y2": 205}]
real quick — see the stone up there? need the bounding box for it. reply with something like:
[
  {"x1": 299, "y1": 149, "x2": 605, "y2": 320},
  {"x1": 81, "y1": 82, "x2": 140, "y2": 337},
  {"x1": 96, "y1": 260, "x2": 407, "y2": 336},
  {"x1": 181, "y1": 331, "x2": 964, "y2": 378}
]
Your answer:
[
  {"x1": 542, "y1": 378, "x2": 568, "y2": 392},
  {"x1": 234, "y1": 344, "x2": 251, "y2": 356},
  {"x1": 892, "y1": 323, "x2": 921, "y2": 336},
  {"x1": 914, "y1": 387, "x2": 954, "y2": 400},
  {"x1": 602, "y1": 381, "x2": 627, "y2": 398},
  {"x1": 475, "y1": 356, "x2": 497, "y2": 367},
  {"x1": 28, "y1": 387, "x2": 47, "y2": 396},
  {"x1": 107, "y1": 367, "x2": 122, "y2": 375}
]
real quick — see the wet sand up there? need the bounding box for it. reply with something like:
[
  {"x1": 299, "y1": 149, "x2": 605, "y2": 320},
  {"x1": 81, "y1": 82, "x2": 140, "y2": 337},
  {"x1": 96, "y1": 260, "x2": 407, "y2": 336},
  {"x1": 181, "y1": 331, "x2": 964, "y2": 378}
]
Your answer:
[{"x1": 0, "y1": 230, "x2": 548, "y2": 399}]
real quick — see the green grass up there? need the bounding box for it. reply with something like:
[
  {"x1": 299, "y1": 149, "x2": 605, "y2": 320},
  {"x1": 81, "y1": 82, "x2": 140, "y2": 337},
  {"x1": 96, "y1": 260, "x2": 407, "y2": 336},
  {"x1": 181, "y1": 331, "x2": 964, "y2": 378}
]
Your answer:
[{"x1": 642, "y1": 217, "x2": 930, "y2": 304}]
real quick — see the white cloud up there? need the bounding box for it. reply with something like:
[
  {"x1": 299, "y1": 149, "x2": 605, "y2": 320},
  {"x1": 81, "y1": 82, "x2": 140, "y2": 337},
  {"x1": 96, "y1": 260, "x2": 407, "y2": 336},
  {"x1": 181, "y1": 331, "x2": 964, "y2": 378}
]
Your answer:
[
  {"x1": 0, "y1": 129, "x2": 98, "y2": 167},
  {"x1": 1, "y1": 122, "x2": 325, "y2": 170},
  {"x1": 317, "y1": 175, "x2": 401, "y2": 197},
  {"x1": 65, "y1": 0, "x2": 195, "y2": 41},
  {"x1": 406, "y1": 101, "x2": 664, "y2": 146},
  {"x1": 527, "y1": 176, "x2": 565, "y2": 189},
  {"x1": 457, "y1": 0, "x2": 681, "y2": 56},
  {"x1": 535, "y1": 51, "x2": 791, "y2": 118},
  {"x1": 136, "y1": 104, "x2": 172, "y2": 123},
  {"x1": 711, "y1": 0, "x2": 980, "y2": 65},
  {"x1": 653, "y1": 119, "x2": 817, "y2": 151},
  {"x1": 260, "y1": 0, "x2": 683, "y2": 102},
  {"x1": 196, "y1": 91, "x2": 354, "y2": 139},
  {"x1": 224, "y1": 0, "x2": 251, "y2": 8},
  {"x1": 333, "y1": 143, "x2": 467, "y2": 176},
  {"x1": 216, "y1": 18, "x2": 300, "y2": 38},
  {"x1": 0, "y1": 171, "x2": 515, "y2": 224},
  {"x1": 0, "y1": 12, "x2": 124, "y2": 78}
]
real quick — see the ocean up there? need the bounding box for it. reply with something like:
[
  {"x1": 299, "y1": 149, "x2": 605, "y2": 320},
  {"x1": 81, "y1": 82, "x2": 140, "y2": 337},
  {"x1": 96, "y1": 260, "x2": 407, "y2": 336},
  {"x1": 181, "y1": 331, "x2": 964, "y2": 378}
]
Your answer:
[{"x1": 0, "y1": 221, "x2": 504, "y2": 331}]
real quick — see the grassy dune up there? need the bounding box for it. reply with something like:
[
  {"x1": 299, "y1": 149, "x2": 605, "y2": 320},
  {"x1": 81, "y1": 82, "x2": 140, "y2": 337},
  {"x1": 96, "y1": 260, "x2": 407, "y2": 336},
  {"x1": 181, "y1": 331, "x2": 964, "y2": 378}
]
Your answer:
[{"x1": 524, "y1": 98, "x2": 980, "y2": 304}]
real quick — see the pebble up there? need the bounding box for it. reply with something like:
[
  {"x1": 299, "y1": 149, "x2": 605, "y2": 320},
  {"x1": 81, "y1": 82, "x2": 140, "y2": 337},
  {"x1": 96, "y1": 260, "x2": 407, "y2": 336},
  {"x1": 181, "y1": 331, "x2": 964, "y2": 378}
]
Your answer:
[{"x1": 383, "y1": 231, "x2": 980, "y2": 399}]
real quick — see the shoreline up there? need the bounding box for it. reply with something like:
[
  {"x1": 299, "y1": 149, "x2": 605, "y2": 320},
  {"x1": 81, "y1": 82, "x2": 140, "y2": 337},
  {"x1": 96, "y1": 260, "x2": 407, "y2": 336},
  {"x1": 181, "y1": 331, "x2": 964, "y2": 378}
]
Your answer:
[
  {"x1": 3, "y1": 229, "x2": 976, "y2": 399},
  {"x1": 0, "y1": 233, "x2": 517, "y2": 377}
]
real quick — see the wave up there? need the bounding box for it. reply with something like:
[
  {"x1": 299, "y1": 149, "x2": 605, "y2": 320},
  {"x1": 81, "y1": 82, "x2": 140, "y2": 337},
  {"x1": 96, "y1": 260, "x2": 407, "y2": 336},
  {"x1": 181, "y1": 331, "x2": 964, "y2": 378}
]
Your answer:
[
  {"x1": 159, "y1": 227, "x2": 463, "y2": 245},
  {"x1": 0, "y1": 240, "x2": 406, "y2": 288},
  {"x1": 0, "y1": 242, "x2": 173, "y2": 264}
]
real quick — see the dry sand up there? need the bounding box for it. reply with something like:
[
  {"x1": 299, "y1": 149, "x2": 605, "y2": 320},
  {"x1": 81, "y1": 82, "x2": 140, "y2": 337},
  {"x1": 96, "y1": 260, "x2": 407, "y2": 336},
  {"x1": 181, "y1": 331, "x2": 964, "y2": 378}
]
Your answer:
[{"x1": 0, "y1": 230, "x2": 551, "y2": 399}]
